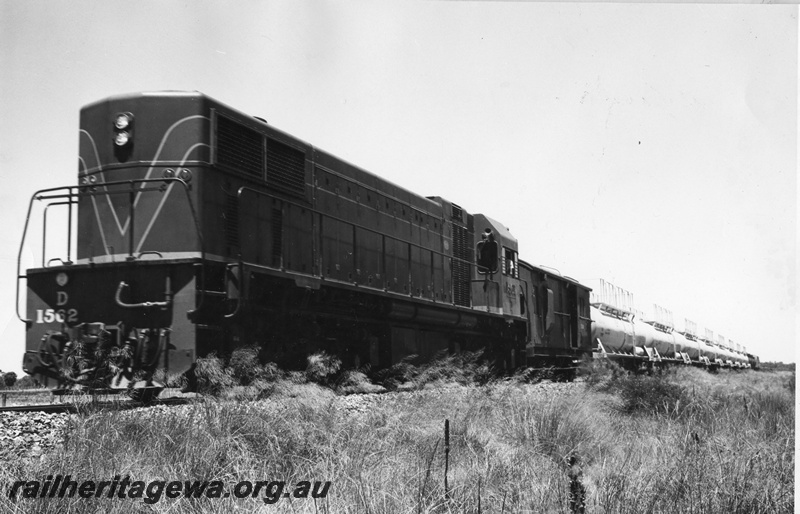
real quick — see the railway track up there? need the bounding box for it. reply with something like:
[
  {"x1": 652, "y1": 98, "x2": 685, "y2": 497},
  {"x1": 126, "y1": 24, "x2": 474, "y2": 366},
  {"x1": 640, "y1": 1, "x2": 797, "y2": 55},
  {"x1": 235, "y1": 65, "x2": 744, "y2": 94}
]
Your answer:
[{"x1": 0, "y1": 395, "x2": 197, "y2": 414}]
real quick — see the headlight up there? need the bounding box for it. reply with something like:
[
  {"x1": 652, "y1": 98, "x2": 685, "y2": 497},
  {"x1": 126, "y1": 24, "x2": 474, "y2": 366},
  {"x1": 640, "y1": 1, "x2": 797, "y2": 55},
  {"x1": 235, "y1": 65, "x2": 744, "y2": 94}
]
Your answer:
[
  {"x1": 112, "y1": 112, "x2": 134, "y2": 147},
  {"x1": 114, "y1": 113, "x2": 133, "y2": 130},
  {"x1": 114, "y1": 131, "x2": 131, "y2": 146}
]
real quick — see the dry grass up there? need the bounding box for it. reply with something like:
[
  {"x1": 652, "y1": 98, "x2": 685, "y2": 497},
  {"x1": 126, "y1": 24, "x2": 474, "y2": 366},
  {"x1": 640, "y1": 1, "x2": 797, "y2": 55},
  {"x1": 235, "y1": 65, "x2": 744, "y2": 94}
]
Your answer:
[
  {"x1": 0, "y1": 359, "x2": 793, "y2": 513},
  {"x1": 586, "y1": 367, "x2": 795, "y2": 513}
]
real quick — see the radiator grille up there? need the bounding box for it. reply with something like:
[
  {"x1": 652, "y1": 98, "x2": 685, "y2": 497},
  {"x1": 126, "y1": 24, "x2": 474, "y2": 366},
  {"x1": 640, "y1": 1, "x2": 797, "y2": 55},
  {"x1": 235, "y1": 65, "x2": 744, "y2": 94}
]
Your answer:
[
  {"x1": 267, "y1": 138, "x2": 305, "y2": 198},
  {"x1": 451, "y1": 223, "x2": 471, "y2": 307},
  {"x1": 216, "y1": 115, "x2": 264, "y2": 178}
]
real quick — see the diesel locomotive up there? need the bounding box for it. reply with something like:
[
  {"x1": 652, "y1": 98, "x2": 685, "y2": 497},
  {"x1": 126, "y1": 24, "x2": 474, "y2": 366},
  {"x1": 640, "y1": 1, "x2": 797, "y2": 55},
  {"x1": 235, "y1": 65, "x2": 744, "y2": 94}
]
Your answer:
[{"x1": 17, "y1": 91, "x2": 594, "y2": 395}]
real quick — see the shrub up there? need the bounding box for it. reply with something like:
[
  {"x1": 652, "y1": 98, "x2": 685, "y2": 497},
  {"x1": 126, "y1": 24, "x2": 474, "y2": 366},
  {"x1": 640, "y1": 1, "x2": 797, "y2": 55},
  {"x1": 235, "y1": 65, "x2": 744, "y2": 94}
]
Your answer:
[
  {"x1": 305, "y1": 352, "x2": 342, "y2": 385},
  {"x1": 335, "y1": 370, "x2": 386, "y2": 394},
  {"x1": 371, "y1": 355, "x2": 418, "y2": 390},
  {"x1": 578, "y1": 356, "x2": 625, "y2": 387},
  {"x1": 372, "y1": 350, "x2": 494, "y2": 390},
  {"x1": 611, "y1": 372, "x2": 690, "y2": 417},
  {"x1": 413, "y1": 351, "x2": 493, "y2": 388},
  {"x1": 2, "y1": 372, "x2": 16, "y2": 388},
  {"x1": 14, "y1": 375, "x2": 40, "y2": 389},
  {"x1": 227, "y1": 346, "x2": 272, "y2": 385},
  {"x1": 192, "y1": 354, "x2": 236, "y2": 395}
]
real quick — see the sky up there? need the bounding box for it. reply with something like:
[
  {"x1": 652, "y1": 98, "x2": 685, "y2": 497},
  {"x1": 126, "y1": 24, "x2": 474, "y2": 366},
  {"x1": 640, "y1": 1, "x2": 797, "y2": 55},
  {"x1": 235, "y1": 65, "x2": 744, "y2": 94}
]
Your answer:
[{"x1": 0, "y1": 1, "x2": 796, "y2": 375}]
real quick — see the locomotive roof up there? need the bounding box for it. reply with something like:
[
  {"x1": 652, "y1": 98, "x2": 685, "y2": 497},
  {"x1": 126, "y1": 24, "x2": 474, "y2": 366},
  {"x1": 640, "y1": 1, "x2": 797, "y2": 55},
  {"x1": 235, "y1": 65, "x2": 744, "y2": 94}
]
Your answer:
[
  {"x1": 518, "y1": 258, "x2": 591, "y2": 290},
  {"x1": 85, "y1": 91, "x2": 448, "y2": 218},
  {"x1": 81, "y1": 90, "x2": 207, "y2": 110}
]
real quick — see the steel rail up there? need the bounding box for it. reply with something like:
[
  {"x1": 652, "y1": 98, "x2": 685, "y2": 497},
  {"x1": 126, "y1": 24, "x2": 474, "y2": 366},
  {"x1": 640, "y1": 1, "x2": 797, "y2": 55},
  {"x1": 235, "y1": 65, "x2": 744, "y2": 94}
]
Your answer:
[{"x1": 0, "y1": 396, "x2": 196, "y2": 414}]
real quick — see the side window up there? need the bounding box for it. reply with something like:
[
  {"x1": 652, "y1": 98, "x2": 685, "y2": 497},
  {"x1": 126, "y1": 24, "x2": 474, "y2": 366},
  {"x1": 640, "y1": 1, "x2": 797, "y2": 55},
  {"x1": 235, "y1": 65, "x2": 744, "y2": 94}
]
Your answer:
[
  {"x1": 476, "y1": 229, "x2": 498, "y2": 274},
  {"x1": 504, "y1": 248, "x2": 517, "y2": 278}
]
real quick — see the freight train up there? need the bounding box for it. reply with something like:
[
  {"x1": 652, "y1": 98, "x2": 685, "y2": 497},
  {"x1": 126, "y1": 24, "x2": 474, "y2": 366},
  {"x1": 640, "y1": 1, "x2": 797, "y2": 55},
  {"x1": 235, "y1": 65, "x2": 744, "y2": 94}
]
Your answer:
[{"x1": 15, "y1": 92, "x2": 755, "y2": 396}]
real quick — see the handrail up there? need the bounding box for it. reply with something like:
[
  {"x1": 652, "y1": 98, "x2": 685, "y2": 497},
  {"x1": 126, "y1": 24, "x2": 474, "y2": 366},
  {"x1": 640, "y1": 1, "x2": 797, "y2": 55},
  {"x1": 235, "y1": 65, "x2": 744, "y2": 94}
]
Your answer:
[
  {"x1": 223, "y1": 260, "x2": 243, "y2": 319},
  {"x1": 115, "y1": 281, "x2": 170, "y2": 309},
  {"x1": 16, "y1": 178, "x2": 204, "y2": 324},
  {"x1": 42, "y1": 200, "x2": 77, "y2": 266}
]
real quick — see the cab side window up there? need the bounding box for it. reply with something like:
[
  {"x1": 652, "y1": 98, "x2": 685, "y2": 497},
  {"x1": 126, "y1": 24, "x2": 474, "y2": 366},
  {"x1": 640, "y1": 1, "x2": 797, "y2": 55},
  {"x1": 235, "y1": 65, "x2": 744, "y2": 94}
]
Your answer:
[
  {"x1": 504, "y1": 248, "x2": 518, "y2": 278},
  {"x1": 476, "y1": 229, "x2": 499, "y2": 274}
]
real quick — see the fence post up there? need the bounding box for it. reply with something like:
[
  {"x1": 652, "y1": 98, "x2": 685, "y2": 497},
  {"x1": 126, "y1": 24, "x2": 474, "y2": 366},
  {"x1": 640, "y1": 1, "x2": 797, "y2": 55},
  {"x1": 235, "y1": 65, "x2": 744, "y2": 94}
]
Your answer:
[{"x1": 444, "y1": 419, "x2": 450, "y2": 500}]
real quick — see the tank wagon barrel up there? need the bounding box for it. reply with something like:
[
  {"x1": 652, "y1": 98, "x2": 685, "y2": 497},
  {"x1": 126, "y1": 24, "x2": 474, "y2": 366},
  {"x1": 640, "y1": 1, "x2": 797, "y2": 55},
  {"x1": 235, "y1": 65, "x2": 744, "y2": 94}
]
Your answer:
[{"x1": 590, "y1": 280, "x2": 754, "y2": 371}]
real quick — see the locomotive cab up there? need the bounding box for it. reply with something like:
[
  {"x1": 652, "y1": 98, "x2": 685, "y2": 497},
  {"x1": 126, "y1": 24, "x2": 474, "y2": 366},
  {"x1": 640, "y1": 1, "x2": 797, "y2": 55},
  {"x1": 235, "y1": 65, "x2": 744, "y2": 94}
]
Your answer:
[{"x1": 471, "y1": 214, "x2": 523, "y2": 318}]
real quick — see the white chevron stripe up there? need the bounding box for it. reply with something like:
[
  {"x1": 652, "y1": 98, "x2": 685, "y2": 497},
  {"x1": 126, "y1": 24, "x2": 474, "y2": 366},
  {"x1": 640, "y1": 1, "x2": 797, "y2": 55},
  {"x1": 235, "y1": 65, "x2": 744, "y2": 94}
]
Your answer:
[
  {"x1": 79, "y1": 155, "x2": 111, "y2": 255},
  {"x1": 135, "y1": 142, "x2": 209, "y2": 253},
  {"x1": 79, "y1": 114, "x2": 209, "y2": 237}
]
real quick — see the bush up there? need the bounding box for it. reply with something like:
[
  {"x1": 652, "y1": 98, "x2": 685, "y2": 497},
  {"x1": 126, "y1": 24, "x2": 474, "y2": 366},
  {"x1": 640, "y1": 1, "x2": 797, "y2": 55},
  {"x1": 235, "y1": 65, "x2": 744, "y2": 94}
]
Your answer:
[
  {"x1": 227, "y1": 346, "x2": 286, "y2": 385},
  {"x1": 414, "y1": 351, "x2": 494, "y2": 388},
  {"x1": 578, "y1": 356, "x2": 625, "y2": 387},
  {"x1": 335, "y1": 370, "x2": 386, "y2": 394},
  {"x1": 305, "y1": 352, "x2": 342, "y2": 385},
  {"x1": 186, "y1": 347, "x2": 517, "y2": 396},
  {"x1": 193, "y1": 354, "x2": 236, "y2": 395},
  {"x1": 372, "y1": 351, "x2": 494, "y2": 390},
  {"x1": 14, "y1": 375, "x2": 40, "y2": 389},
  {"x1": 610, "y1": 372, "x2": 690, "y2": 416},
  {"x1": 2, "y1": 372, "x2": 16, "y2": 388}
]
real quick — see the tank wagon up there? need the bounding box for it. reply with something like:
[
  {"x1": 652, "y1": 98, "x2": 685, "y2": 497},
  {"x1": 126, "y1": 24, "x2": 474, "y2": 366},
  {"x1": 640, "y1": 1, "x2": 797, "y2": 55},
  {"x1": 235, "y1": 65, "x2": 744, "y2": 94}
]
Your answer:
[
  {"x1": 16, "y1": 91, "x2": 593, "y2": 395},
  {"x1": 590, "y1": 280, "x2": 754, "y2": 370}
]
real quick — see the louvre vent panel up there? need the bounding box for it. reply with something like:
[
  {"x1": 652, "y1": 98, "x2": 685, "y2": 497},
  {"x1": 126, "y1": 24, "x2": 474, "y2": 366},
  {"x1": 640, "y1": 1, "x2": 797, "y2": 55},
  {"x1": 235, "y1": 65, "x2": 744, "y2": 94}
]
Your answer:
[
  {"x1": 451, "y1": 204, "x2": 463, "y2": 221},
  {"x1": 216, "y1": 115, "x2": 264, "y2": 178},
  {"x1": 215, "y1": 115, "x2": 306, "y2": 199},
  {"x1": 452, "y1": 223, "x2": 471, "y2": 307},
  {"x1": 224, "y1": 194, "x2": 240, "y2": 247},
  {"x1": 267, "y1": 139, "x2": 306, "y2": 198}
]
